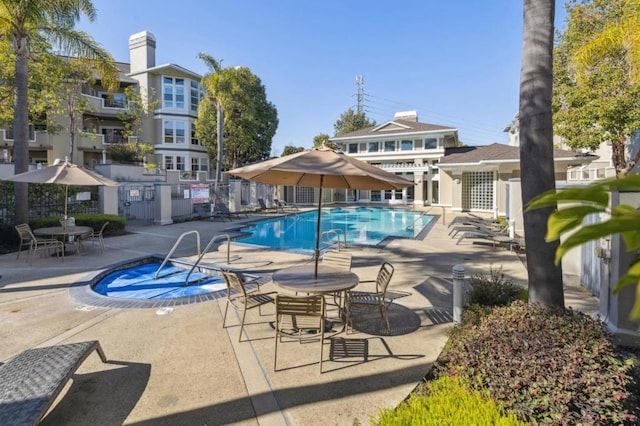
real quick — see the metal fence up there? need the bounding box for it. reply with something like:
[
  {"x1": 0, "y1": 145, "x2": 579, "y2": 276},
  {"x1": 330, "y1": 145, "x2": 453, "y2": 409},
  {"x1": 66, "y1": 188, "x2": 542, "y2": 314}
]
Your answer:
[
  {"x1": 118, "y1": 184, "x2": 156, "y2": 226},
  {"x1": 0, "y1": 182, "x2": 98, "y2": 225}
]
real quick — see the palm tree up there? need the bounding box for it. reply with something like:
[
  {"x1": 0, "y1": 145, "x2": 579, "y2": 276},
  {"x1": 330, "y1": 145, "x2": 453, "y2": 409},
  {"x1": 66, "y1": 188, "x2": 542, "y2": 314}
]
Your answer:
[
  {"x1": 519, "y1": 0, "x2": 564, "y2": 307},
  {"x1": 198, "y1": 52, "x2": 225, "y2": 194},
  {"x1": 0, "y1": 0, "x2": 118, "y2": 224}
]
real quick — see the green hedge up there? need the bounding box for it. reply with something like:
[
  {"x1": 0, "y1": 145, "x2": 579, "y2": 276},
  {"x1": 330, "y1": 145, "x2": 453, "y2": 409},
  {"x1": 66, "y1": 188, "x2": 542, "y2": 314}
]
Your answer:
[
  {"x1": 0, "y1": 214, "x2": 125, "y2": 254},
  {"x1": 374, "y1": 375, "x2": 525, "y2": 425}
]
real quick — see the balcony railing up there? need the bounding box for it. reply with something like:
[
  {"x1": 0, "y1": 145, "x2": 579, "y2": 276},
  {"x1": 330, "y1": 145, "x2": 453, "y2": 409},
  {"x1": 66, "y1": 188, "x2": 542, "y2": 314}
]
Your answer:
[{"x1": 81, "y1": 93, "x2": 130, "y2": 115}]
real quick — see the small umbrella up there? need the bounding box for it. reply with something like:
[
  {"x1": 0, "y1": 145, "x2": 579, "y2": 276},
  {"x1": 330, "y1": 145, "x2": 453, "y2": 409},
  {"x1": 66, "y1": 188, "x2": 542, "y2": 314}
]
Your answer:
[
  {"x1": 4, "y1": 159, "x2": 119, "y2": 218},
  {"x1": 227, "y1": 146, "x2": 414, "y2": 276}
]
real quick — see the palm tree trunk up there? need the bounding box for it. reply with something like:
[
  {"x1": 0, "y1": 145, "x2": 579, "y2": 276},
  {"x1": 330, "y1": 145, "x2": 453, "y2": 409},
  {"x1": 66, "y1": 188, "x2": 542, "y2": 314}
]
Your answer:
[
  {"x1": 214, "y1": 102, "x2": 223, "y2": 195},
  {"x1": 520, "y1": 0, "x2": 564, "y2": 307},
  {"x1": 13, "y1": 46, "x2": 30, "y2": 224}
]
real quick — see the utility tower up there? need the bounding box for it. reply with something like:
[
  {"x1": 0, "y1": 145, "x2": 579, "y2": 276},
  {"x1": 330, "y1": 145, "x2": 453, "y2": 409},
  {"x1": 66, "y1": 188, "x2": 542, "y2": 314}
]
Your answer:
[{"x1": 355, "y1": 75, "x2": 365, "y2": 113}]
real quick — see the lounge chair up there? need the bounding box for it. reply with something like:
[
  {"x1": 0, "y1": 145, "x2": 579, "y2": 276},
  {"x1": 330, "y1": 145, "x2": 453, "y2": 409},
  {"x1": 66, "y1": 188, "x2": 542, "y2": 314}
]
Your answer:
[
  {"x1": 274, "y1": 294, "x2": 326, "y2": 373},
  {"x1": 346, "y1": 262, "x2": 395, "y2": 335},
  {"x1": 215, "y1": 202, "x2": 248, "y2": 220},
  {"x1": 15, "y1": 223, "x2": 65, "y2": 263},
  {"x1": 222, "y1": 270, "x2": 276, "y2": 342},
  {"x1": 257, "y1": 198, "x2": 275, "y2": 212},
  {"x1": 193, "y1": 203, "x2": 226, "y2": 221},
  {"x1": 274, "y1": 199, "x2": 298, "y2": 212},
  {"x1": 455, "y1": 225, "x2": 510, "y2": 245},
  {"x1": 0, "y1": 341, "x2": 108, "y2": 426}
]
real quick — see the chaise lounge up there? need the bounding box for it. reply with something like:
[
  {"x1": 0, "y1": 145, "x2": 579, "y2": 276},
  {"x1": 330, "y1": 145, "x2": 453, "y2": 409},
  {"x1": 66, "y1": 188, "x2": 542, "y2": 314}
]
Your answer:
[{"x1": 0, "y1": 340, "x2": 108, "y2": 426}]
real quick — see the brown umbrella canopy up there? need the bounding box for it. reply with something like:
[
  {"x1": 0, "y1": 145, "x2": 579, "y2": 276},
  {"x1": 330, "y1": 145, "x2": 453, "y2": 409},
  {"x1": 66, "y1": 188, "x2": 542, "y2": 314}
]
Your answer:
[
  {"x1": 4, "y1": 160, "x2": 119, "y2": 217},
  {"x1": 227, "y1": 146, "x2": 414, "y2": 276},
  {"x1": 227, "y1": 146, "x2": 413, "y2": 190}
]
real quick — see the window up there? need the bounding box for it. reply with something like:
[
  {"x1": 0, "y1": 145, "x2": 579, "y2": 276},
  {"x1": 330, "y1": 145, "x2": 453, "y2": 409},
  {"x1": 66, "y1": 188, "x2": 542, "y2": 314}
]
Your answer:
[
  {"x1": 164, "y1": 156, "x2": 174, "y2": 170},
  {"x1": 191, "y1": 122, "x2": 199, "y2": 145},
  {"x1": 190, "y1": 81, "x2": 202, "y2": 113},
  {"x1": 401, "y1": 140, "x2": 413, "y2": 151},
  {"x1": 162, "y1": 77, "x2": 185, "y2": 109},
  {"x1": 163, "y1": 121, "x2": 174, "y2": 143},
  {"x1": 368, "y1": 142, "x2": 378, "y2": 152},
  {"x1": 384, "y1": 141, "x2": 395, "y2": 152},
  {"x1": 191, "y1": 157, "x2": 209, "y2": 172},
  {"x1": 176, "y1": 156, "x2": 185, "y2": 171},
  {"x1": 424, "y1": 138, "x2": 438, "y2": 149},
  {"x1": 191, "y1": 158, "x2": 199, "y2": 171},
  {"x1": 348, "y1": 143, "x2": 358, "y2": 154},
  {"x1": 163, "y1": 120, "x2": 186, "y2": 144}
]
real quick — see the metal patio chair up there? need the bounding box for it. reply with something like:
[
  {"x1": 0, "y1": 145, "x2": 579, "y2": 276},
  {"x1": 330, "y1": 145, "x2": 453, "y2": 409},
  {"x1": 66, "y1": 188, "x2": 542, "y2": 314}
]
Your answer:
[
  {"x1": 15, "y1": 224, "x2": 65, "y2": 263},
  {"x1": 274, "y1": 294, "x2": 326, "y2": 373},
  {"x1": 221, "y1": 270, "x2": 276, "y2": 342},
  {"x1": 346, "y1": 262, "x2": 395, "y2": 334}
]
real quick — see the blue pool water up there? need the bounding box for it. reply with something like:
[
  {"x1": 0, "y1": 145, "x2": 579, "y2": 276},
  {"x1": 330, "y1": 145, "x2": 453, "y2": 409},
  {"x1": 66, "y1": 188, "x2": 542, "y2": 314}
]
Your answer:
[
  {"x1": 236, "y1": 207, "x2": 433, "y2": 252},
  {"x1": 93, "y1": 262, "x2": 227, "y2": 300}
]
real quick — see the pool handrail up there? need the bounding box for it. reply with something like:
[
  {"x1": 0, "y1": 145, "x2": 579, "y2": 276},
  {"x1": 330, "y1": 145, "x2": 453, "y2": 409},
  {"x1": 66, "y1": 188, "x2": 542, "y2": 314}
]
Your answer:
[
  {"x1": 184, "y1": 233, "x2": 231, "y2": 286},
  {"x1": 154, "y1": 230, "x2": 201, "y2": 280},
  {"x1": 321, "y1": 228, "x2": 347, "y2": 251}
]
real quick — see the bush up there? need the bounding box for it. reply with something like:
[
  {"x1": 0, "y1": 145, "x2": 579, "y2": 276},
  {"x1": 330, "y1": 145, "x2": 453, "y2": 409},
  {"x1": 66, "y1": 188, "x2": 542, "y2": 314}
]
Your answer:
[
  {"x1": 374, "y1": 375, "x2": 525, "y2": 425},
  {"x1": 434, "y1": 302, "x2": 640, "y2": 424},
  {"x1": 466, "y1": 266, "x2": 527, "y2": 308},
  {"x1": 0, "y1": 214, "x2": 125, "y2": 253}
]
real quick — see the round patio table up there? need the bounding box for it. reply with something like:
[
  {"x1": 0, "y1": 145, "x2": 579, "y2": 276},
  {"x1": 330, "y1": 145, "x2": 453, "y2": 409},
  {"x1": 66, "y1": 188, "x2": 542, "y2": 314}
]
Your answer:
[
  {"x1": 272, "y1": 264, "x2": 359, "y2": 295},
  {"x1": 34, "y1": 226, "x2": 93, "y2": 255},
  {"x1": 272, "y1": 264, "x2": 359, "y2": 332}
]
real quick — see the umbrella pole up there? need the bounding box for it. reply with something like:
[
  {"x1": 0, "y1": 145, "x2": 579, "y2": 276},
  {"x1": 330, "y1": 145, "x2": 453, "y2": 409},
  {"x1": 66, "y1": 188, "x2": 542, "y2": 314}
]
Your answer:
[
  {"x1": 64, "y1": 185, "x2": 68, "y2": 219},
  {"x1": 314, "y1": 175, "x2": 324, "y2": 278}
]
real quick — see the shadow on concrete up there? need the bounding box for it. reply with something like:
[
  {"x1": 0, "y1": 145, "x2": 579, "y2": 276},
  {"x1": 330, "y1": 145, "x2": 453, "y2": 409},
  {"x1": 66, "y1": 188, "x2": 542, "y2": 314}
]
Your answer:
[
  {"x1": 126, "y1": 363, "x2": 432, "y2": 426},
  {"x1": 348, "y1": 303, "x2": 422, "y2": 336},
  {"x1": 41, "y1": 360, "x2": 151, "y2": 426}
]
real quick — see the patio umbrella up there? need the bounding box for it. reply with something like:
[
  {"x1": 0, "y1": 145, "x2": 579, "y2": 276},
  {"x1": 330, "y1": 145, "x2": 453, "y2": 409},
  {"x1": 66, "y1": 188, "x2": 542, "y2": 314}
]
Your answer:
[
  {"x1": 227, "y1": 146, "x2": 414, "y2": 277},
  {"x1": 3, "y1": 159, "x2": 119, "y2": 218}
]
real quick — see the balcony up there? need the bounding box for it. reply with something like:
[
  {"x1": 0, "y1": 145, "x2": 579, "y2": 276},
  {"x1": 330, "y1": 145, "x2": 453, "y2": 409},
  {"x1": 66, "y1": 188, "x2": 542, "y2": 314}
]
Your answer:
[
  {"x1": 77, "y1": 132, "x2": 138, "y2": 150},
  {"x1": 374, "y1": 162, "x2": 430, "y2": 173},
  {"x1": 0, "y1": 128, "x2": 50, "y2": 148},
  {"x1": 81, "y1": 93, "x2": 130, "y2": 117}
]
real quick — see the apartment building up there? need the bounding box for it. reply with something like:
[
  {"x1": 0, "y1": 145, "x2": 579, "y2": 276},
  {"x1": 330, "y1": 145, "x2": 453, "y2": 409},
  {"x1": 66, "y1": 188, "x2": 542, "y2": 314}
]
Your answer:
[
  {"x1": 330, "y1": 111, "x2": 459, "y2": 207},
  {"x1": 331, "y1": 111, "x2": 593, "y2": 215},
  {"x1": 0, "y1": 30, "x2": 209, "y2": 177}
]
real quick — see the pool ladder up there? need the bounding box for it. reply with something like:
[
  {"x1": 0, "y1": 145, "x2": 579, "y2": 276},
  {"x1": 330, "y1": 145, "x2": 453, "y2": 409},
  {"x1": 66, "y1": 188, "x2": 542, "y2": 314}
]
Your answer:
[
  {"x1": 154, "y1": 231, "x2": 232, "y2": 285},
  {"x1": 321, "y1": 228, "x2": 348, "y2": 251}
]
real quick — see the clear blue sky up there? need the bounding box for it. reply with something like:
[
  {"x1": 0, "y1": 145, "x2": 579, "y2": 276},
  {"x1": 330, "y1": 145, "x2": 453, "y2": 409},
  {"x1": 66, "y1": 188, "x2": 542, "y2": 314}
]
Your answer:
[{"x1": 78, "y1": 0, "x2": 568, "y2": 155}]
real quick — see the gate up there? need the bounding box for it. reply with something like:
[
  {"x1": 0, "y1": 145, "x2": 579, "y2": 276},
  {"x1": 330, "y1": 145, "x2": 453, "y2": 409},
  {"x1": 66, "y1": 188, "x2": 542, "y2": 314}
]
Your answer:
[
  {"x1": 118, "y1": 184, "x2": 156, "y2": 226},
  {"x1": 580, "y1": 213, "x2": 604, "y2": 297}
]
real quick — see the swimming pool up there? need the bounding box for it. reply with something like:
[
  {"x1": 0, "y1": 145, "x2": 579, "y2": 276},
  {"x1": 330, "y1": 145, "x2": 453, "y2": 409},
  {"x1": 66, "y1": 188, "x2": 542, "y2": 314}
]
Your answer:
[{"x1": 236, "y1": 207, "x2": 434, "y2": 252}]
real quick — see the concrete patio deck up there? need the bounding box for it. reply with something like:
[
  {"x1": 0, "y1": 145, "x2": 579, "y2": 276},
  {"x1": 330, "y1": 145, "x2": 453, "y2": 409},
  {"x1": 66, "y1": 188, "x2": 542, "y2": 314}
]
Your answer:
[{"x1": 0, "y1": 211, "x2": 598, "y2": 425}]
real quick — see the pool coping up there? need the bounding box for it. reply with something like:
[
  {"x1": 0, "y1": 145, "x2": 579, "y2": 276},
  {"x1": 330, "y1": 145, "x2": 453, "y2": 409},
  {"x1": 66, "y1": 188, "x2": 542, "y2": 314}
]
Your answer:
[{"x1": 68, "y1": 254, "x2": 269, "y2": 309}]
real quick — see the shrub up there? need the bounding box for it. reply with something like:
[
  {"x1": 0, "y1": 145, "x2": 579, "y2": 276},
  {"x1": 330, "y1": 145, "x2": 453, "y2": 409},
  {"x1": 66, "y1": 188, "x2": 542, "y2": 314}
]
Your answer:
[
  {"x1": 434, "y1": 302, "x2": 640, "y2": 424},
  {"x1": 374, "y1": 375, "x2": 525, "y2": 426},
  {"x1": 466, "y1": 266, "x2": 526, "y2": 308}
]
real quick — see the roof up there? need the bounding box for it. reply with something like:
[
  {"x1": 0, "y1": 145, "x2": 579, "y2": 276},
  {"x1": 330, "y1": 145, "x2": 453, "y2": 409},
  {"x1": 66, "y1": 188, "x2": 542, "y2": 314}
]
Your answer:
[
  {"x1": 438, "y1": 143, "x2": 594, "y2": 166},
  {"x1": 331, "y1": 119, "x2": 457, "y2": 140},
  {"x1": 127, "y1": 63, "x2": 201, "y2": 80}
]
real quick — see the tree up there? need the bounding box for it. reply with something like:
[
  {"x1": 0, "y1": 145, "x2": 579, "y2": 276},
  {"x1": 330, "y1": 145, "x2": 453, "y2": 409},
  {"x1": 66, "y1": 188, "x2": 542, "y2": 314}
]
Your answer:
[
  {"x1": 519, "y1": 0, "x2": 564, "y2": 308},
  {"x1": 281, "y1": 145, "x2": 305, "y2": 156},
  {"x1": 313, "y1": 133, "x2": 335, "y2": 149},
  {"x1": 553, "y1": 0, "x2": 640, "y2": 176},
  {"x1": 0, "y1": 0, "x2": 118, "y2": 224},
  {"x1": 333, "y1": 108, "x2": 376, "y2": 136},
  {"x1": 196, "y1": 66, "x2": 278, "y2": 170},
  {"x1": 198, "y1": 53, "x2": 224, "y2": 190}
]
